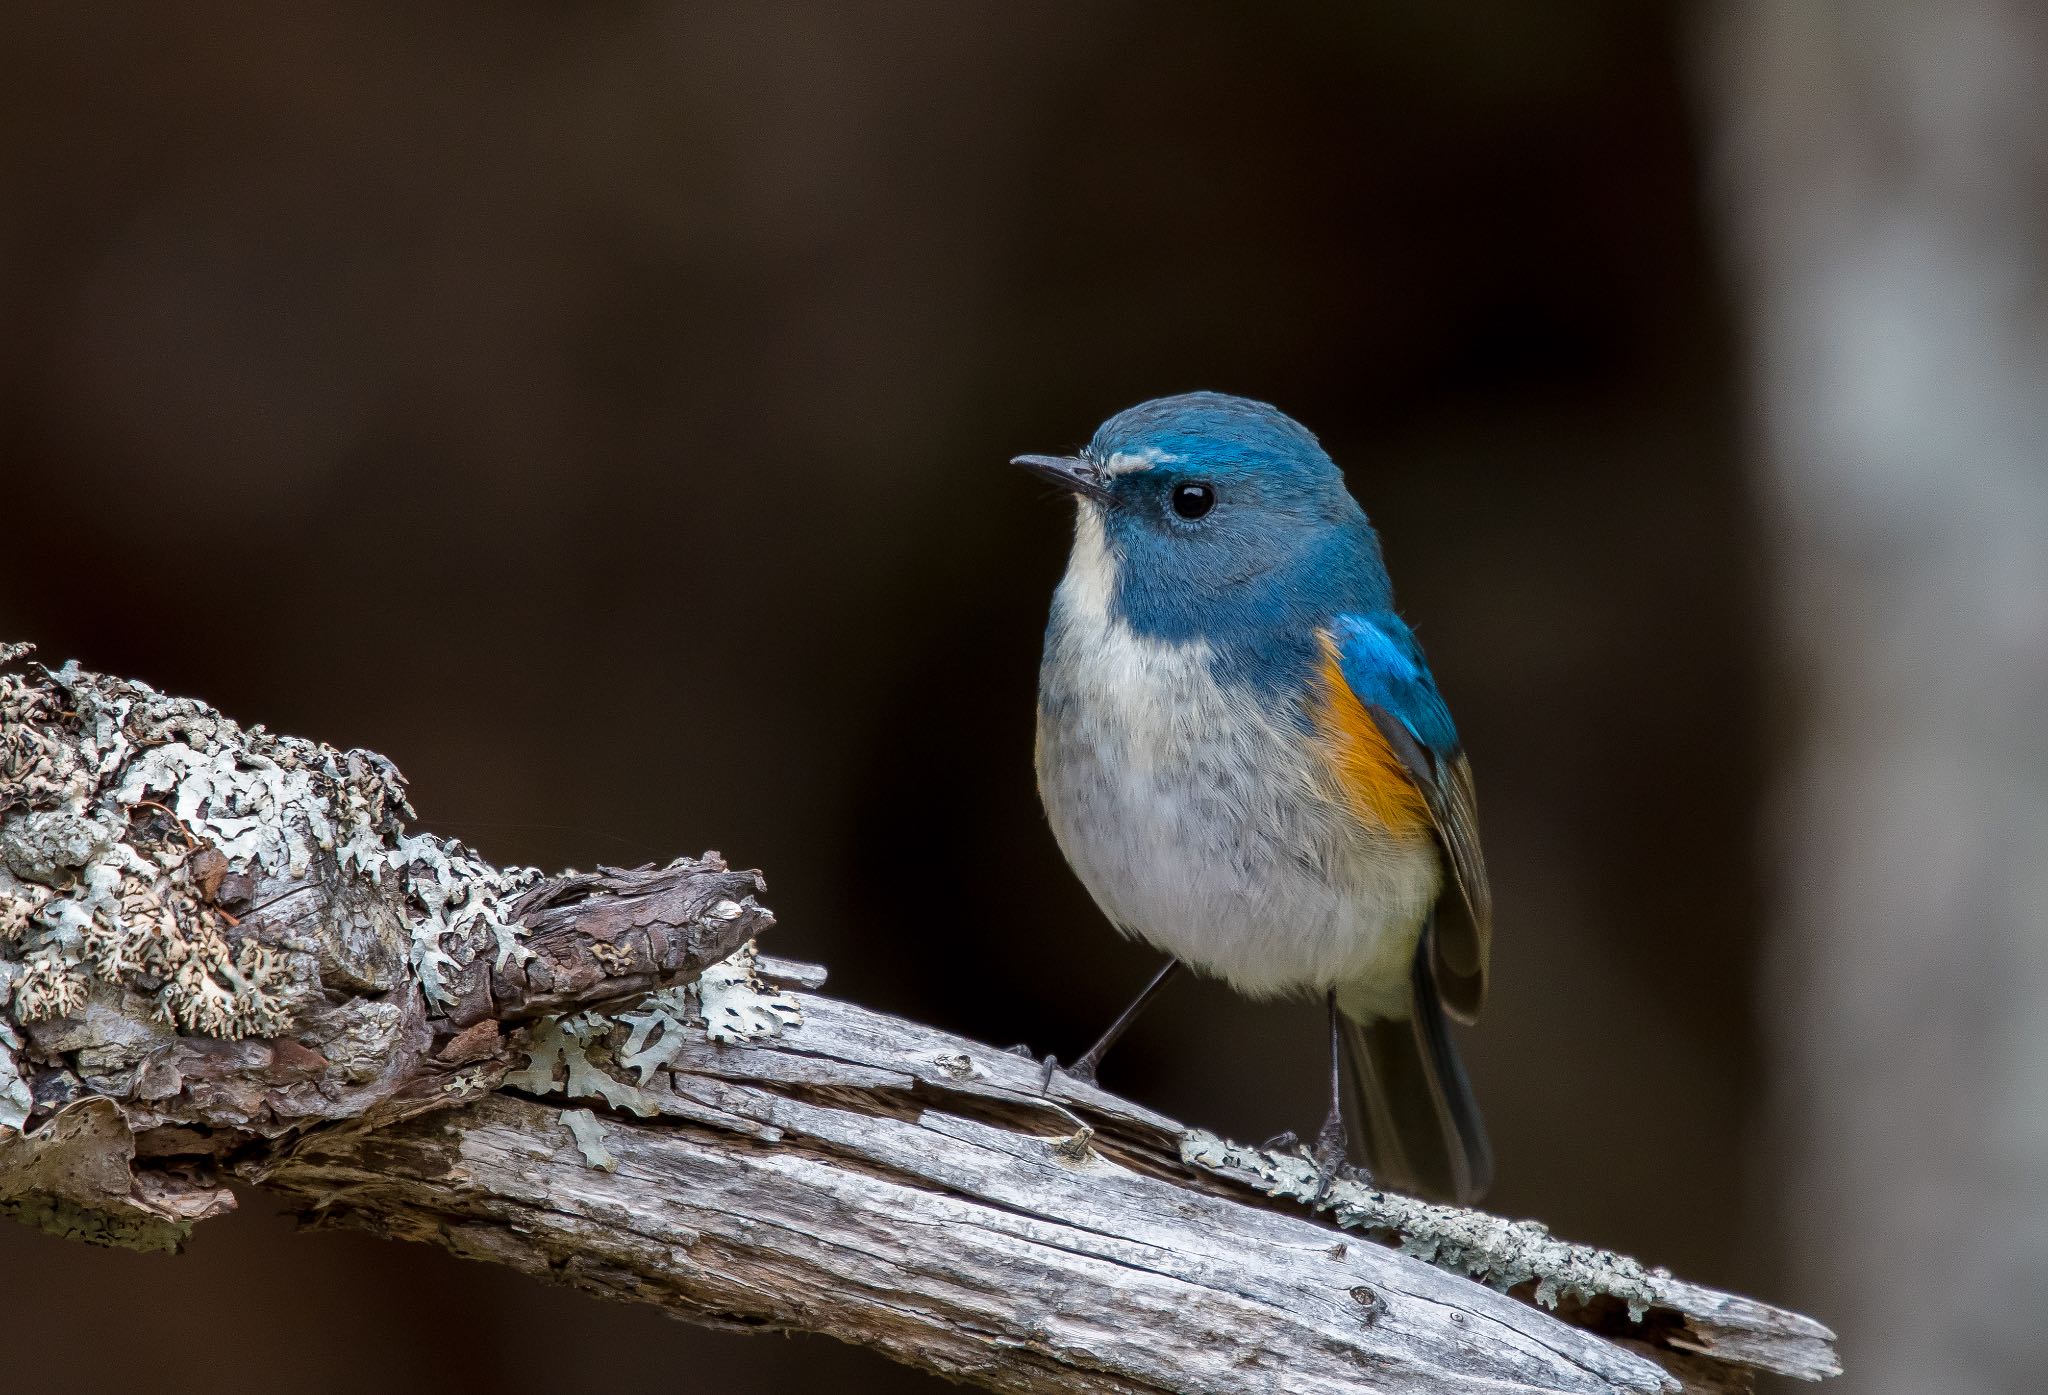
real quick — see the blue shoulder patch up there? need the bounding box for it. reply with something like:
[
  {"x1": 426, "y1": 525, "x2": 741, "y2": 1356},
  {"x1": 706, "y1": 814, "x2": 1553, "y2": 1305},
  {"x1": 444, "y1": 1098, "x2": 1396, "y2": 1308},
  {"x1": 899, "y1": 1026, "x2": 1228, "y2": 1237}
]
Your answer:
[{"x1": 1329, "y1": 612, "x2": 1460, "y2": 755}]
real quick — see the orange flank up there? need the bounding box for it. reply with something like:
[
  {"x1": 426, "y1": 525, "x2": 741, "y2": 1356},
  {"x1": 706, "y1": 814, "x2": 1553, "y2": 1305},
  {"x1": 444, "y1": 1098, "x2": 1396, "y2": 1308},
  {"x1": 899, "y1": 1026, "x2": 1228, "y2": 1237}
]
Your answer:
[{"x1": 1310, "y1": 631, "x2": 1434, "y2": 841}]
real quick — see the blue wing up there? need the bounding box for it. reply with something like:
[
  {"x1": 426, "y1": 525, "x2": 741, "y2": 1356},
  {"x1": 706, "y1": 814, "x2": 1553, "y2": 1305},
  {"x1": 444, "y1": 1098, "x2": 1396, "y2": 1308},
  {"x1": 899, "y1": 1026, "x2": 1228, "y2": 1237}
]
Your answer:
[
  {"x1": 1326, "y1": 613, "x2": 1459, "y2": 755},
  {"x1": 1329, "y1": 612, "x2": 1491, "y2": 1021}
]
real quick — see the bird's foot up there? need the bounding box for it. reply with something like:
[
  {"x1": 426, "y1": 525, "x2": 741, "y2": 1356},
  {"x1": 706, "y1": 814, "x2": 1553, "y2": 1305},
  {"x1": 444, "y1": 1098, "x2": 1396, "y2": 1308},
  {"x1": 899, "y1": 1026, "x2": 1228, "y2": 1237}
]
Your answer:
[
  {"x1": 1036, "y1": 1052, "x2": 1100, "y2": 1095},
  {"x1": 1308, "y1": 1110, "x2": 1361, "y2": 1208},
  {"x1": 1260, "y1": 1126, "x2": 1369, "y2": 1205}
]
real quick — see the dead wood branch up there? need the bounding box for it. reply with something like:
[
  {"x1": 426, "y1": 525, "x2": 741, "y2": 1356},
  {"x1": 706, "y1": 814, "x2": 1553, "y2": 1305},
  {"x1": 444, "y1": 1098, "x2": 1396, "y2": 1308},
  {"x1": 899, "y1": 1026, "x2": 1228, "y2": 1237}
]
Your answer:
[{"x1": 0, "y1": 644, "x2": 1837, "y2": 1393}]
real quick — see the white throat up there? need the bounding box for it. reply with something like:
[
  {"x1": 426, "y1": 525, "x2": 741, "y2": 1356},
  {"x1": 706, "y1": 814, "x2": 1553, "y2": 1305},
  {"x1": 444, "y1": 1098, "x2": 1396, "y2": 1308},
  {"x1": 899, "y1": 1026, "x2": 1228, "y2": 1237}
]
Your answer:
[{"x1": 1057, "y1": 502, "x2": 1121, "y2": 629}]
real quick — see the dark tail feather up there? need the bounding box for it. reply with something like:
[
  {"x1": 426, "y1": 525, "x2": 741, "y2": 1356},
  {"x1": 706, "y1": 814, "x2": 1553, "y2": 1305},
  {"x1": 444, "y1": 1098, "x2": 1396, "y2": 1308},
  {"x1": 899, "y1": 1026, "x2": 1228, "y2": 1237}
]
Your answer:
[{"x1": 1338, "y1": 937, "x2": 1493, "y2": 1205}]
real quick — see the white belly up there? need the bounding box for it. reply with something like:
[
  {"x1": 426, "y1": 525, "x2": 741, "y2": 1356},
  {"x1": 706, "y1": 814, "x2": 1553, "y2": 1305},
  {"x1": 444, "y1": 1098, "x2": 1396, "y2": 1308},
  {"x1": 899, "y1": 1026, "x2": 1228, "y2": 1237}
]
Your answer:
[{"x1": 1035, "y1": 514, "x2": 1441, "y2": 1010}]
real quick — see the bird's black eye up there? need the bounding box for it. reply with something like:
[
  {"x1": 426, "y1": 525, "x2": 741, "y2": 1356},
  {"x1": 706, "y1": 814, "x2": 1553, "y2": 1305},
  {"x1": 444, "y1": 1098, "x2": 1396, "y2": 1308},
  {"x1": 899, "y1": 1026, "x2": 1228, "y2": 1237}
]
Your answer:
[{"x1": 1171, "y1": 481, "x2": 1216, "y2": 520}]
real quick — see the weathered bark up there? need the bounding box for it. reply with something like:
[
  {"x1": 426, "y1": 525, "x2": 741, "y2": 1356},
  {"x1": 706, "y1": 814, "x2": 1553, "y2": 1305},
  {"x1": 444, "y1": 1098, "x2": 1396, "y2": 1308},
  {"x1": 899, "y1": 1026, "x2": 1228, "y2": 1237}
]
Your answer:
[{"x1": 0, "y1": 645, "x2": 1836, "y2": 1393}]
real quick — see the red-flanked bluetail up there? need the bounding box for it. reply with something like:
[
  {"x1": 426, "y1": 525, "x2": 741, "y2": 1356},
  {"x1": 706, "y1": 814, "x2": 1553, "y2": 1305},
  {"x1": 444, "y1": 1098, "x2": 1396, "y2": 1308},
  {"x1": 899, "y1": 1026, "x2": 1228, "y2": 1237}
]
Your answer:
[{"x1": 1019, "y1": 392, "x2": 1493, "y2": 1205}]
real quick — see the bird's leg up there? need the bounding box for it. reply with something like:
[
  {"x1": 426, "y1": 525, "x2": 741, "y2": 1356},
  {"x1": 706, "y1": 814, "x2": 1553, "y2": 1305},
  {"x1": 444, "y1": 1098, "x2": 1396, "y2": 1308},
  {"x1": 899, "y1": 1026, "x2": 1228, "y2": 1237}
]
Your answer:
[
  {"x1": 1039, "y1": 958, "x2": 1182, "y2": 1092},
  {"x1": 1308, "y1": 991, "x2": 1358, "y2": 1205}
]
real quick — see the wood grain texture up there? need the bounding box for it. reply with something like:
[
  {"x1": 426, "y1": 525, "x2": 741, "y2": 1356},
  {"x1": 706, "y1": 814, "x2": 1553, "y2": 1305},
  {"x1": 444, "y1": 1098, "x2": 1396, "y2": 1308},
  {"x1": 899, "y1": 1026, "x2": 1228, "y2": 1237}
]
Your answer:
[
  {"x1": 1, "y1": 646, "x2": 1837, "y2": 1393},
  {"x1": 252, "y1": 965, "x2": 1839, "y2": 1393},
  {"x1": 254, "y1": 978, "x2": 1672, "y2": 1395}
]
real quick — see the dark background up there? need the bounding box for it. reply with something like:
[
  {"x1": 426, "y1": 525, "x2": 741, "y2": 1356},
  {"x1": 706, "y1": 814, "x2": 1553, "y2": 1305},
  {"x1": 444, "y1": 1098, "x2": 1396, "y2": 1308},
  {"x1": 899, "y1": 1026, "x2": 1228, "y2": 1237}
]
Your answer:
[{"x1": 2, "y1": 5, "x2": 1775, "y2": 1391}]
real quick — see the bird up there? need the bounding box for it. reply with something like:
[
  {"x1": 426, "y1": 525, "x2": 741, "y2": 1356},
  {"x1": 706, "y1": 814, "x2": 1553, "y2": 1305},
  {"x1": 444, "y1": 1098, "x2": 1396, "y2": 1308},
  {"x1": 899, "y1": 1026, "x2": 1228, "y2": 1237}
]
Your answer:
[{"x1": 1015, "y1": 391, "x2": 1493, "y2": 1205}]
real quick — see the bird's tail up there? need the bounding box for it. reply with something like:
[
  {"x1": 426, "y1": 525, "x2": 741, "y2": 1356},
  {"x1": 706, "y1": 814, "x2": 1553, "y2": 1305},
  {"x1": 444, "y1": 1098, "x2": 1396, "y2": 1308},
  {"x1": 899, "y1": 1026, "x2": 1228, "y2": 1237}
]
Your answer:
[{"x1": 1337, "y1": 933, "x2": 1493, "y2": 1205}]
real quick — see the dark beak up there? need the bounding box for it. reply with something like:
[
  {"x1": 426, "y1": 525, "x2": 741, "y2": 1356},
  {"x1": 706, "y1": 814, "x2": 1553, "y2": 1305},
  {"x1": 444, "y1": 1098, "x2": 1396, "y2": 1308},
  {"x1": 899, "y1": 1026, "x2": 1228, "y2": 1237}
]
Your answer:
[{"x1": 1010, "y1": 453, "x2": 1114, "y2": 504}]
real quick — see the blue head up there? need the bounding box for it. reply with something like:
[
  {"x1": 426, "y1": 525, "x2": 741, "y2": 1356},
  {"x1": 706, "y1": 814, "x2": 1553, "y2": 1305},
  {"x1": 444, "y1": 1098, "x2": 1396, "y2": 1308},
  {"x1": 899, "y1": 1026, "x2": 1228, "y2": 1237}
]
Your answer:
[{"x1": 1015, "y1": 393, "x2": 1394, "y2": 667}]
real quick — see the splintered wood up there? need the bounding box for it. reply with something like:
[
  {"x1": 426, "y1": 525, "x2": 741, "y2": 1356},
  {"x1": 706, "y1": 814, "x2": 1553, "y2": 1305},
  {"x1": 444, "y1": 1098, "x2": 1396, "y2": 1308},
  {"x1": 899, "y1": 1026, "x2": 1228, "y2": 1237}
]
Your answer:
[{"x1": 1, "y1": 647, "x2": 1837, "y2": 1394}]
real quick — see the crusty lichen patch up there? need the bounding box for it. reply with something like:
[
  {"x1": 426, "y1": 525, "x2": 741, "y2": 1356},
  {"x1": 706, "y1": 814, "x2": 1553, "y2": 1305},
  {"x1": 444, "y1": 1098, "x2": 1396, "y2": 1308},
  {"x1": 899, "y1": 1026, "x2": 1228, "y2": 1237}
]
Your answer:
[
  {"x1": 613, "y1": 940, "x2": 799, "y2": 1087},
  {"x1": 0, "y1": 643, "x2": 538, "y2": 1132},
  {"x1": 1181, "y1": 1130, "x2": 1661, "y2": 1319},
  {"x1": 560, "y1": 1107, "x2": 618, "y2": 1172},
  {"x1": 0, "y1": 1020, "x2": 33, "y2": 1133},
  {"x1": 508, "y1": 940, "x2": 798, "y2": 1119},
  {"x1": 504, "y1": 1012, "x2": 663, "y2": 1116}
]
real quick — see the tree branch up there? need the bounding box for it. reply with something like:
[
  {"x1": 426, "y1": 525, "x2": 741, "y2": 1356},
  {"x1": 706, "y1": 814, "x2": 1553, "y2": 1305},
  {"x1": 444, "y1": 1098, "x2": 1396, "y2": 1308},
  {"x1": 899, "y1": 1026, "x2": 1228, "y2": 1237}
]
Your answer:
[{"x1": 0, "y1": 643, "x2": 1837, "y2": 1393}]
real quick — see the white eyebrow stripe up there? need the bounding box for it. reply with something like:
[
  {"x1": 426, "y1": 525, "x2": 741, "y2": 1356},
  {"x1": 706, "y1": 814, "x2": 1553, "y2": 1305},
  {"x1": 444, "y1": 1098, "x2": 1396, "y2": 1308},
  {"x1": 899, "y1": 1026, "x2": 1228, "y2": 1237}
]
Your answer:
[{"x1": 1102, "y1": 447, "x2": 1177, "y2": 477}]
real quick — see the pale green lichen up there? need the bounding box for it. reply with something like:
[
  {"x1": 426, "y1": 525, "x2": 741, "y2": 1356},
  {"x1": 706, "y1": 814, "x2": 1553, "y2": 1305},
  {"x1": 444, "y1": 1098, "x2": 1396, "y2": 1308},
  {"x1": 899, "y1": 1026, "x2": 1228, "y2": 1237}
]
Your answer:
[
  {"x1": 392, "y1": 832, "x2": 535, "y2": 1007},
  {"x1": 616, "y1": 941, "x2": 798, "y2": 1082},
  {"x1": 109, "y1": 741, "x2": 537, "y2": 1008},
  {"x1": 615, "y1": 991, "x2": 695, "y2": 1083},
  {"x1": 504, "y1": 1013, "x2": 662, "y2": 1116},
  {"x1": 560, "y1": 1107, "x2": 617, "y2": 1171},
  {"x1": 693, "y1": 941, "x2": 801, "y2": 1044},
  {"x1": 19, "y1": 838, "x2": 295, "y2": 1038},
  {"x1": 0, "y1": 645, "x2": 541, "y2": 1128},
  {"x1": 13, "y1": 946, "x2": 92, "y2": 1023},
  {"x1": 513, "y1": 941, "x2": 796, "y2": 1119},
  {"x1": 0, "y1": 870, "x2": 48, "y2": 941},
  {"x1": 0, "y1": 1020, "x2": 33, "y2": 1132},
  {"x1": 1181, "y1": 1130, "x2": 1659, "y2": 1320}
]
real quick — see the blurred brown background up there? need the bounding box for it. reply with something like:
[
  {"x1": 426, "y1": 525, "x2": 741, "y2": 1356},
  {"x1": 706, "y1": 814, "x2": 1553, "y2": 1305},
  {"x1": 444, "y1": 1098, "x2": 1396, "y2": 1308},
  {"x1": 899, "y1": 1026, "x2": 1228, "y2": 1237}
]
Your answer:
[{"x1": 3, "y1": 4, "x2": 2041, "y2": 1394}]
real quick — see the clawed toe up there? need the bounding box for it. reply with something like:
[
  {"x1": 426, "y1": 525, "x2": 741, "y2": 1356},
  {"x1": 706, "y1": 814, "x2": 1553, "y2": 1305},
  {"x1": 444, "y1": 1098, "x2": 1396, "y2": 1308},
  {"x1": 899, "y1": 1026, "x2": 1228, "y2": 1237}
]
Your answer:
[
  {"x1": 1308, "y1": 1113, "x2": 1353, "y2": 1206},
  {"x1": 1263, "y1": 1123, "x2": 1364, "y2": 1206},
  {"x1": 1313, "y1": 1158, "x2": 1374, "y2": 1205},
  {"x1": 1037, "y1": 1053, "x2": 1099, "y2": 1094}
]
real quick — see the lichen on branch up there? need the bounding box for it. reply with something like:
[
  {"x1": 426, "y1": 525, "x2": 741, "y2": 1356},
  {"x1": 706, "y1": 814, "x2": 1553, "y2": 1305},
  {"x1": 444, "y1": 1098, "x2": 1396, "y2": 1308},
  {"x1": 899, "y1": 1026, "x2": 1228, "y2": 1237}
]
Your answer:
[
  {"x1": 0, "y1": 641, "x2": 768, "y2": 1245},
  {"x1": 0, "y1": 643, "x2": 1835, "y2": 1394},
  {"x1": 0, "y1": 642, "x2": 539, "y2": 1049}
]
